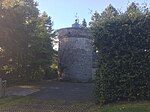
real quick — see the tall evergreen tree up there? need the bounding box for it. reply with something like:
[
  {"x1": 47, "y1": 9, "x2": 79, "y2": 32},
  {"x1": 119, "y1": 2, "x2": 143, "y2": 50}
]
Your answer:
[
  {"x1": 125, "y1": 2, "x2": 141, "y2": 18},
  {"x1": 101, "y1": 4, "x2": 119, "y2": 19},
  {"x1": 0, "y1": 0, "x2": 54, "y2": 82},
  {"x1": 90, "y1": 5, "x2": 118, "y2": 28},
  {"x1": 89, "y1": 11, "x2": 100, "y2": 27},
  {"x1": 82, "y1": 18, "x2": 87, "y2": 28}
]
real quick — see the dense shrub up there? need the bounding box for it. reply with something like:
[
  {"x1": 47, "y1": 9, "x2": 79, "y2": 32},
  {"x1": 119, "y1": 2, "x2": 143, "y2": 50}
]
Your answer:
[{"x1": 91, "y1": 3, "x2": 150, "y2": 104}]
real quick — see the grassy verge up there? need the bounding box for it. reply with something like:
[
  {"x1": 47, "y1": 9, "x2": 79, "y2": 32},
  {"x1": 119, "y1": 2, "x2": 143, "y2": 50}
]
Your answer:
[
  {"x1": 100, "y1": 101, "x2": 150, "y2": 112},
  {"x1": 0, "y1": 96, "x2": 149, "y2": 112},
  {"x1": 0, "y1": 96, "x2": 99, "y2": 112},
  {"x1": 0, "y1": 96, "x2": 39, "y2": 107}
]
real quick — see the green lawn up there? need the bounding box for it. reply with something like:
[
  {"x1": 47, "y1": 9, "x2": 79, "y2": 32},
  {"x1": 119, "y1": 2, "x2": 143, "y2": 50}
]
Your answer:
[
  {"x1": 100, "y1": 102, "x2": 150, "y2": 112},
  {"x1": 0, "y1": 96, "x2": 98, "y2": 112},
  {"x1": 0, "y1": 96, "x2": 150, "y2": 112}
]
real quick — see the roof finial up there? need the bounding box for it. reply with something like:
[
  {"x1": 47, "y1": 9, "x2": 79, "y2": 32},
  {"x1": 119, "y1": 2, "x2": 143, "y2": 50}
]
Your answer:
[
  {"x1": 72, "y1": 13, "x2": 80, "y2": 28},
  {"x1": 75, "y1": 13, "x2": 79, "y2": 23}
]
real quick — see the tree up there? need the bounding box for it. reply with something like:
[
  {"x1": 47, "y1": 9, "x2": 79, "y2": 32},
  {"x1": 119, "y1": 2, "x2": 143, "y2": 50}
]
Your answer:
[
  {"x1": 82, "y1": 18, "x2": 87, "y2": 28},
  {"x1": 27, "y1": 12, "x2": 54, "y2": 80},
  {"x1": 0, "y1": 0, "x2": 54, "y2": 83},
  {"x1": 126, "y1": 2, "x2": 141, "y2": 17},
  {"x1": 89, "y1": 11, "x2": 100, "y2": 27},
  {"x1": 1, "y1": 0, "x2": 39, "y2": 81},
  {"x1": 101, "y1": 4, "x2": 119, "y2": 19},
  {"x1": 90, "y1": 5, "x2": 119, "y2": 28}
]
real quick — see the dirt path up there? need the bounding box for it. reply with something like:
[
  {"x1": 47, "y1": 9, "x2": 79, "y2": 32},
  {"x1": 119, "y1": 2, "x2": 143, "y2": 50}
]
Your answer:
[
  {"x1": 2, "y1": 81, "x2": 98, "y2": 112},
  {"x1": 30, "y1": 81, "x2": 95, "y2": 104}
]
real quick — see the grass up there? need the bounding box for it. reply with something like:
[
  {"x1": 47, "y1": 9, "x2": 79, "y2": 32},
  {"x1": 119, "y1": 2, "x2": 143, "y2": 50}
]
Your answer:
[
  {"x1": 0, "y1": 96, "x2": 38, "y2": 107},
  {"x1": 0, "y1": 96, "x2": 65, "y2": 107},
  {"x1": 0, "y1": 96, "x2": 150, "y2": 112},
  {"x1": 100, "y1": 101, "x2": 150, "y2": 112},
  {"x1": 0, "y1": 96, "x2": 99, "y2": 112}
]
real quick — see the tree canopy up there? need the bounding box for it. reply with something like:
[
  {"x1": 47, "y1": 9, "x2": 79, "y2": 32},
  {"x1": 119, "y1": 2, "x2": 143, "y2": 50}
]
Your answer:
[
  {"x1": 0, "y1": 0, "x2": 55, "y2": 83},
  {"x1": 81, "y1": 18, "x2": 87, "y2": 28}
]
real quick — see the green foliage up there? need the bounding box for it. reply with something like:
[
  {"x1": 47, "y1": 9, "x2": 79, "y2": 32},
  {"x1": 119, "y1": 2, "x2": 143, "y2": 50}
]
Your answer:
[
  {"x1": 0, "y1": 0, "x2": 55, "y2": 83},
  {"x1": 90, "y1": 3, "x2": 150, "y2": 104},
  {"x1": 82, "y1": 18, "x2": 87, "y2": 28},
  {"x1": 27, "y1": 12, "x2": 55, "y2": 81}
]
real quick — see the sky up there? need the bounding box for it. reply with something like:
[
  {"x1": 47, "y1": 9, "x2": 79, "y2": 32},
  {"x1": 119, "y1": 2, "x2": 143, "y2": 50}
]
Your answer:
[{"x1": 35, "y1": 0, "x2": 150, "y2": 29}]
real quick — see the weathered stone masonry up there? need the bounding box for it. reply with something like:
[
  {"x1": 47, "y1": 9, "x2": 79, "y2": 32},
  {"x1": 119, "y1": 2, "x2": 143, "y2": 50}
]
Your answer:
[{"x1": 57, "y1": 28, "x2": 93, "y2": 82}]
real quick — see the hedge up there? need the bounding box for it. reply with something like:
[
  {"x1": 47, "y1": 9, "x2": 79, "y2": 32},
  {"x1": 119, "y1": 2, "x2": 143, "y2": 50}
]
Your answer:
[{"x1": 92, "y1": 9, "x2": 150, "y2": 104}]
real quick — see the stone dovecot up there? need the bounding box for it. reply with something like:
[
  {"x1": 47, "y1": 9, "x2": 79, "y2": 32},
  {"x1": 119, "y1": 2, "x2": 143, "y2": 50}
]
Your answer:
[{"x1": 57, "y1": 21, "x2": 93, "y2": 82}]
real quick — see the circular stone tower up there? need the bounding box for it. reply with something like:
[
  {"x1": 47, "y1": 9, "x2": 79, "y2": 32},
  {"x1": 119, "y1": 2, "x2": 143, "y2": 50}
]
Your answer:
[{"x1": 57, "y1": 22, "x2": 93, "y2": 82}]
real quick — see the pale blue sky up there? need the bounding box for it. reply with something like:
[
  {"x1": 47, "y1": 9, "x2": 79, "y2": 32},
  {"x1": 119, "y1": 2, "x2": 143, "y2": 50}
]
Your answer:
[{"x1": 35, "y1": 0, "x2": 150, "y2": 29}]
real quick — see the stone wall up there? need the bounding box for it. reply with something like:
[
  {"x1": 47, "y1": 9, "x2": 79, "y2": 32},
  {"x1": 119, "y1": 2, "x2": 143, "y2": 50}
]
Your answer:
[{"x1": 57, "y1": 28, "x2": 93, "y2": 82}]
